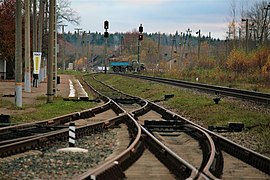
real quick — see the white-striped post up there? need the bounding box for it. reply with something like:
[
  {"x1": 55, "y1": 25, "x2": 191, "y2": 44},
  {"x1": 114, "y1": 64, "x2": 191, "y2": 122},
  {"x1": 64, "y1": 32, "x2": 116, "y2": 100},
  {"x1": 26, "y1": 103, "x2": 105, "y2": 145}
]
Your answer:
[{"x1": 69, "y1": 122, "x2": 75, "y2": 147}]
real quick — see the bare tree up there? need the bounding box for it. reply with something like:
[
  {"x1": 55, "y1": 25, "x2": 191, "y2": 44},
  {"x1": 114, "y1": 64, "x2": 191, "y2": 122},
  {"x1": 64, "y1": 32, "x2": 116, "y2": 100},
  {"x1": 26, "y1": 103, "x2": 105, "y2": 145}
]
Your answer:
[
  {"x1": 57, "y1": 0, "x2": 81, "y2": 25},
  {"x1": 230, "y1": 0, "x2": 237, "y2": 40},
  {"x1": 245, "y1": 1, "x2": 269, "y2": 43}
]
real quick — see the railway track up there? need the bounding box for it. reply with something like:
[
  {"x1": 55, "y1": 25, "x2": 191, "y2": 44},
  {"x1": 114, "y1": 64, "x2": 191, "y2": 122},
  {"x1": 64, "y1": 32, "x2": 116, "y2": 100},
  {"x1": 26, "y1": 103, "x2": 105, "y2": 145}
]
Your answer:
[
  {"x1": 81, "y1": 74, "x2": 208, "y2": 179},
  {"x1": 81, "y1": 73, "x2": 270, "y2": 179},
  {"x1": 146, "y1": 101, "x2": 270, "y2": 179},
  {"x1": 1, "y1": 73, "x2": 269, "y2": 179},
  {"x1": 117, "y1": 73, "x2": 270, "y2": 104}
]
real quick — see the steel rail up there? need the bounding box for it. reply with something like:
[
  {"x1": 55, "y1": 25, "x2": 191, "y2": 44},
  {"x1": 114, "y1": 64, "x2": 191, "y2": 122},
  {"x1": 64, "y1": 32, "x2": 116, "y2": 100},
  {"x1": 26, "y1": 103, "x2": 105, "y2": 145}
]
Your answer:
[
  {"x1": 131, "y1": 101, "x2": 222, "y2": 179},
  {"x1": 84, "y1": 74, "x2": 219, "y2": 179},
  {"x1": 150, "y1": 101, "x2": 270, "y2": 176},
  {"x1": 117, "y1": 73, "x2": 270, "y2": 104},
  {"x1": 0, "y1": 101, "x2": 126, "y2": 158},
  {"x1": 140, "y1": 125, "x2": 207, "y2": 179},
  {"x1": 80, "y1": 74, "x2": 206, "y2": 179},
  {"x1": 76, "y1": 105, "x2": 204, "y2": 180},
  {"x1": 0, "y1": 100, "x2": 114, "y2": 144},
  {"x1": 0, "y1": 95, "x2": 109, "y2": 131},
  {"x1": 76, "y1": 113, "x2": 143, "y2": 180},
  {"x1": 83, "y1": 73, "x2": 270, "y2": 177}
]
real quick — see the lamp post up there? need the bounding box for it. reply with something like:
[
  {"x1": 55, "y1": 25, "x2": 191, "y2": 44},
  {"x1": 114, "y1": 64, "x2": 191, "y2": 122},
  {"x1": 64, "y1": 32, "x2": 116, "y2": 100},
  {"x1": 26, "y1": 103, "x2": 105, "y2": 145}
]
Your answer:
[
  {"x1": 242, "y1": 18, "x2": 248, "y2": 54},
  {"x1": 138, "y1": 24, "x2": 143, "y2": 71},
  {"x1": 104, "y1": 20, "x2": 109, "y2": 74}
]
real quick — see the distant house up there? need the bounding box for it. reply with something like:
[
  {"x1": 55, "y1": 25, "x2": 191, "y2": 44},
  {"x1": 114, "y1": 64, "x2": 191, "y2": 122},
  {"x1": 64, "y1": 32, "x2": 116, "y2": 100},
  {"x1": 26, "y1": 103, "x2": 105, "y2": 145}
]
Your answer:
[{"x1": 0, "y1": 59, "x2": 6, "y2": 80}]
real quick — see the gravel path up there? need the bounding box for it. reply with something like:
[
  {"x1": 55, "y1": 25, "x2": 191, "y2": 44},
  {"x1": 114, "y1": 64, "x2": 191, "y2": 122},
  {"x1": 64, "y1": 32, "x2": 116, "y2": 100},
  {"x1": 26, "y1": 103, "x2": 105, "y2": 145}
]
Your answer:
[{"x1": 0, "y1": 129, "x2": 118, "y2": 179}]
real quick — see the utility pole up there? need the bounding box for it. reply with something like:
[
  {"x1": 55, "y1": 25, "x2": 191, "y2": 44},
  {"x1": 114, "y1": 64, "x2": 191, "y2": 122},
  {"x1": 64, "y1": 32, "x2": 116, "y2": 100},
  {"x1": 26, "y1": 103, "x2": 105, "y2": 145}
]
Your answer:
[
  {"x1": 86, "y1": 31, "x2": 91, "y2": 71},
  {"x1": 170, "y1": 35, "x2": 177, "y2": 70},
  {"x1": 38, "y1": 0, "x2": 45, "y2": 82},
  {"x1": 47, "y1": 0, "x2": 55, "y2": 103},
  {"x1": 238, "y1": 28, "x2": 241, "y2": 49},
  {"x1": 90, "y1": 36, "x2": 95, "y2": 71},
  {"x1": 59, "y1": 24, "x2": 67, "y2": 73},
  {"x1": 44, "y1": 0, "x2": 48, "y2": 80},
  {"x1": 181, "y1": 33, "x2": 187, "y2": 61},
  {"x1": 81, "y1": 31, "x2": 85, "y2": 59},
  {"x1": 260, "y1": 3, "x2": 270, "y2": 44},
  {"x1": 186, "y1": 28, "x2": 192, "y2": 60},
  {"x1": 157, "y1": 32, "x2": 161, "y2": 63},
  {"x1": 249, "y1": 23, "x2": 257, "y2": 50},
  {"x1": 53, "y1": 5, "x2": 58, "y2": 97},
  {"x1": 178, "y1": 32, "x2": 183, "y2": 67},
  {"x1": 32, "y1": 0, "x2": 38, "y2": 88},
  {"x1": 15, "y1": 0, "x2": 22, "y2": 107},
  {"x1": 208, "y1": 32, "x2": 211, "y2": 57},
  {"x1": 24, "y1": 0, "x2": 31, "y2": 93},
  {"x1": 170, "y1": 35, "x2": 177, "y2": 59},
  {"x1": 196, "y1": 29, "x2": 201, "y2": 62},
  {"x1": 74, "y1": 28, "x2": 82, "y2": 65},
  {"x1": 225, "y1": 37, "x2": 228, "y2": 60},
  {"x1": 242, "y1": 18, "x2": 249, "y2": 54},
  {"x1": 104, "y1": 37, "x2": 108, "y2": 73},
  {"x1": 33, "y1": 0, "x2": 37, "y2": 52}
]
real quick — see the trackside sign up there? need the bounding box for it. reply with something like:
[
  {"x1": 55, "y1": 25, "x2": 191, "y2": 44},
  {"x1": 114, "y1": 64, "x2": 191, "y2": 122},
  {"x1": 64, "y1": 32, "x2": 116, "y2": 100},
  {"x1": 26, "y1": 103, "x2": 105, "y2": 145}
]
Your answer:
[{"x1": 33, "y1": 52, "x2": 42, "y2": 74}]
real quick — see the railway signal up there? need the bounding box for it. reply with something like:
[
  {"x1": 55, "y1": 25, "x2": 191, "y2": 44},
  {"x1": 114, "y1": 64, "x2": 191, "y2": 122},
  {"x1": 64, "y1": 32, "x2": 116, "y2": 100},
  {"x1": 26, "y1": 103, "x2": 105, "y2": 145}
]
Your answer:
[
  {"x1": 104, "y1": 31, "x2": 109, "y2": 38},
  {"x1": 137, "y1": 24, "x2": 143, "y2": 71},
  {"x1": 104, "y1": 20, "x2": 109, "y2": 74},
  {"x1": 139, "y1": 24, "x2": 143, "y2": 33},
  {"x1": 138, "y1": 34, "x2": 143, "y2": 41},
  {"x1": 104, "y1": 20, "x2": 109, "y2": 30}
]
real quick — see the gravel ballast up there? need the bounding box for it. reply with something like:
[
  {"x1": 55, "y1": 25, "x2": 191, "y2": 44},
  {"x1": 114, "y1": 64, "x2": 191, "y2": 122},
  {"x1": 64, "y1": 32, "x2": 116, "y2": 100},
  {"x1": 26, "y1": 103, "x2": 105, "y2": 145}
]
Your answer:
[{"x1": 0, "y1": 130, "x2": 117, "y2": 179}]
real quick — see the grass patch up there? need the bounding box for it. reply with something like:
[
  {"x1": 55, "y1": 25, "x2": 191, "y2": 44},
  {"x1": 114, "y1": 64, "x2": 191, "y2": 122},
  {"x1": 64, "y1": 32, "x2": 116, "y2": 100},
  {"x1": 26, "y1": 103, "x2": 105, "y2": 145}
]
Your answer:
[
  {"x1": 144, "y1": 70, "x2": 270, "y2": 93},
  {"x1": 0, "y1": 99, "x2": 14, "y2": 109},
  {"x1": 91, "y1": 73, "x2": 270, "y2": 154},
  {"x1": 58, "y1": 70, "x2": 88, "y2": 76},
  {"x1": 10, "y1": 97, "x2": 97, "y2": 124}
]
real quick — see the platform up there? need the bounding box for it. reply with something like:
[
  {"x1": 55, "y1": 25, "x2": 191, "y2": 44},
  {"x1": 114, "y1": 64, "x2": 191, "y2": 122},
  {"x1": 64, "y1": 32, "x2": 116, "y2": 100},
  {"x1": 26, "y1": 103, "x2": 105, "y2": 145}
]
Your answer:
[{"x1": 0, "y1": 74, "x2": 73, "y2": 115}]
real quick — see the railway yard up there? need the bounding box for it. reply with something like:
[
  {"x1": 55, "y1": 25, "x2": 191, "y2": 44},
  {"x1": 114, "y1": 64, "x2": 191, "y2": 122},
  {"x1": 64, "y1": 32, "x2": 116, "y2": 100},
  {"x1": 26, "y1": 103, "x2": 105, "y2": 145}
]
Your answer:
[
  {"x1": 0, "y1": 73, "x2": 270, "y2": 179},
  {"x1": 1, "y1": 0, "x2": 270, "y2": 179}
]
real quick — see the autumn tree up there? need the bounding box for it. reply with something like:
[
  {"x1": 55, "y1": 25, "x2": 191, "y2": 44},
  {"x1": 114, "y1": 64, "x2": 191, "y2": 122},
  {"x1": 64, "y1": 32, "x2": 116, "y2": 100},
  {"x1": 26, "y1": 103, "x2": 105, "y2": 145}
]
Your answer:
[
  {"x1": 122, "y1": 31, "x2": 138, "y2": 56},
  {"x1": 0, "y1": 0, "x2": 16, "y2": 78}
]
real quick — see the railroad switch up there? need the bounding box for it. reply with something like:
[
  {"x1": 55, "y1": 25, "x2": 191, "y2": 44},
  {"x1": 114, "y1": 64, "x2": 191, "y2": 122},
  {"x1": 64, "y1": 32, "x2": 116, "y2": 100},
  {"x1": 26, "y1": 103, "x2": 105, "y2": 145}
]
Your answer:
[
  {"x1": 213, "y1": 97, "x2": 221, "y2": 104},
  {"x1": 153, "y1": 94, "x2": 174, "y2": 103},
  {"x1": 213, "y1": 91, "x2": 221, "y2": 104},
  {"x1": 208, "y1": 122, "x2": 245, "y2": 132},
  {"x1": 164, "y1": 94, "x2": 174, "y2": 100},
  {"x1": 144, "y1": 120, "x2": 187, "y2": 132}
]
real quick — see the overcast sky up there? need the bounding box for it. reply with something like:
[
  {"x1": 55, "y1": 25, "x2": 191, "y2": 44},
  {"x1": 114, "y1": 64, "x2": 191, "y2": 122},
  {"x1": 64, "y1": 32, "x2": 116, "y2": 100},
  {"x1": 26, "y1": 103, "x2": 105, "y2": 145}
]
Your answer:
[{"x1": 66, "y1": 0, "x2": 253, "y2": 40}]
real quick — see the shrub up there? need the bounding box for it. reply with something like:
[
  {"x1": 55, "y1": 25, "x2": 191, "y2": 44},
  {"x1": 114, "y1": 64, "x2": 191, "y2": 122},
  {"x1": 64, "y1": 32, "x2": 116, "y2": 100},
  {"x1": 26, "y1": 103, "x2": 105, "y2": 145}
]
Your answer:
[{"x1": 226, "y1": 49, "x2": 248, "y2": 73}]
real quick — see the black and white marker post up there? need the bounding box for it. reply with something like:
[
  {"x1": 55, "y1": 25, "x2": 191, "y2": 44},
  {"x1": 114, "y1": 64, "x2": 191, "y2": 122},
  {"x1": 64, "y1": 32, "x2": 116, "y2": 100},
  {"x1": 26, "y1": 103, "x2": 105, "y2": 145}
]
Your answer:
[
  {"x1": 69, "y1": 122, "x2": 75, "y2": 147},
  {"x1": 56, "y1": 122, "x2": 88, "y2": 153}
]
